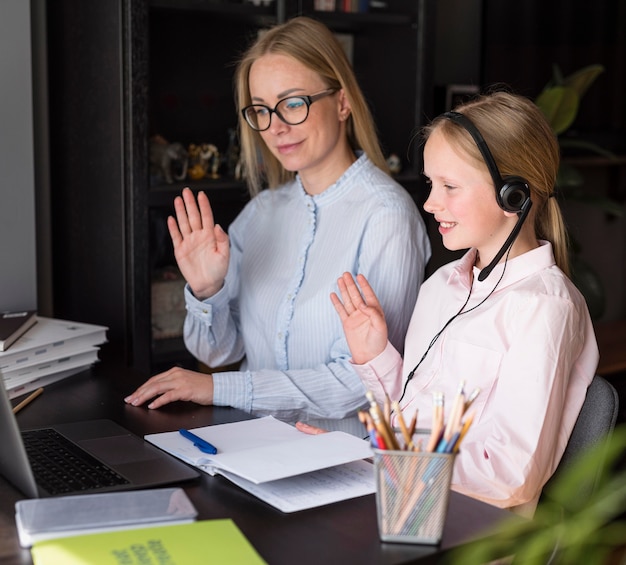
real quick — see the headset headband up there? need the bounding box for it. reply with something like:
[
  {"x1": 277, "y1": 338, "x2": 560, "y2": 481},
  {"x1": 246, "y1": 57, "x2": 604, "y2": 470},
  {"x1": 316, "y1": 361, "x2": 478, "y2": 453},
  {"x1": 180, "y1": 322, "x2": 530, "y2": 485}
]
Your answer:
[{"x1": 442, "y1": 111, "x2": 503, "y2": 191}]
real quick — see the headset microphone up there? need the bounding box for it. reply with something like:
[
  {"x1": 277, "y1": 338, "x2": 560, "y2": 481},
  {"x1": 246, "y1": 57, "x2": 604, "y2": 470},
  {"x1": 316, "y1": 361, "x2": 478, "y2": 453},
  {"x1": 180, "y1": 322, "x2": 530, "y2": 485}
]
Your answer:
[
  {"x1": 477, "y1": 198, "x2": 532, "y2": 281},
  {"x1": 442, "y1": 111, "x2": 532, "y2": 282}
]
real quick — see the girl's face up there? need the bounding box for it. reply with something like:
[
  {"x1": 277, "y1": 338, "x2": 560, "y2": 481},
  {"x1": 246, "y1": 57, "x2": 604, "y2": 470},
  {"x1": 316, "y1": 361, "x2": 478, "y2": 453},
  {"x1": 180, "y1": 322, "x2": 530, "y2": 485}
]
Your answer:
[
  {"x1": 247, "y1": 53, "x2": 353, "y2": 193},
  {"x1": 423, "y1": 128, "x2": 517, "y2": 270}
]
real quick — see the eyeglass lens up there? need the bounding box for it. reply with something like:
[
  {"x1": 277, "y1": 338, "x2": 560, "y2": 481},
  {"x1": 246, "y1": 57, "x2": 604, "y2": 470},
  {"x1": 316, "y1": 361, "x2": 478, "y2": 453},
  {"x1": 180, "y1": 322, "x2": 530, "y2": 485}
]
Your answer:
[{"x1": 244, "y1": 97, "x2": 309, "y2": 131}]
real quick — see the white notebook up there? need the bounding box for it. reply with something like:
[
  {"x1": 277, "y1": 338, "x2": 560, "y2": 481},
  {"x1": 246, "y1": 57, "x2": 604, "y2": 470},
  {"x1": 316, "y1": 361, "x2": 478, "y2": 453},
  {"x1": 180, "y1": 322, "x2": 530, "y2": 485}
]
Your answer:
[
  {"x1": 0, "y1": 316, "x2": 107, "y2": 371},
  {"x1": 145, "y1": 416, "x2": 375, "y2": 512}
]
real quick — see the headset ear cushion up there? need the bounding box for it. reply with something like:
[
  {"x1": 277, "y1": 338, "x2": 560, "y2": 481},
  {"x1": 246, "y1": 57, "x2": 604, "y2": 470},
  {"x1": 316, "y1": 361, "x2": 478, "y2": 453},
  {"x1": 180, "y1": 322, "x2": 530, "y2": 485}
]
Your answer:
[{"x1": 499, "y1": 176, "x2": 530, "y2": 213}]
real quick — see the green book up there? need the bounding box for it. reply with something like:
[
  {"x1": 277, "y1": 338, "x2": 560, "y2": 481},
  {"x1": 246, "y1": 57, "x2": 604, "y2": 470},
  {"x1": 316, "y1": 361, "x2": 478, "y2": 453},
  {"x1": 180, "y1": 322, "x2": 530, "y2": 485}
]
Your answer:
[{"x1": 31, "y1": 519, "x2": 267, "y2": 565}]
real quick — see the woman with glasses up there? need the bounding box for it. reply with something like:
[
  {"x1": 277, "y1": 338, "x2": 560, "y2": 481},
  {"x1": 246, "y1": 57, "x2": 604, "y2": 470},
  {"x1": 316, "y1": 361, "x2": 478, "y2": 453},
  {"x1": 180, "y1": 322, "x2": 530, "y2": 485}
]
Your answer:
[{"x1": 125, "y1": 17, "x2": 431, "y2": 435}]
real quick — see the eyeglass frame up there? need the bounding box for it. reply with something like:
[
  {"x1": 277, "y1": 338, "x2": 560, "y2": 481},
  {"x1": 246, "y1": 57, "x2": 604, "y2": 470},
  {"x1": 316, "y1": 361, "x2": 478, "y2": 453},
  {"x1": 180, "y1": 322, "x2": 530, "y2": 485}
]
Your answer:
[{"x1": 240, "y1": 88, "x2": 339, "y2": 132}]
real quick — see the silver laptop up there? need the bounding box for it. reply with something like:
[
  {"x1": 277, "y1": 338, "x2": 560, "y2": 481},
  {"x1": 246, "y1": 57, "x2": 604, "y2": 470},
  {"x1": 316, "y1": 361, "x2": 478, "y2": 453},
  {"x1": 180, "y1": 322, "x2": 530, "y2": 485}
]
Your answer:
[{"x1": 0, "y1": 380, "x2": 199, "y2": 498}]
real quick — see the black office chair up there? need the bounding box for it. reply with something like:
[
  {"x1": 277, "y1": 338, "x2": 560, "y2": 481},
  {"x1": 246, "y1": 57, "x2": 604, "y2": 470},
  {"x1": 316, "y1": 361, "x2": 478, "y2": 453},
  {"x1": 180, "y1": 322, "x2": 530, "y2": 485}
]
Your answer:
[{"x1": 542, "y1": 374, "x2": 619, "y2": 499}]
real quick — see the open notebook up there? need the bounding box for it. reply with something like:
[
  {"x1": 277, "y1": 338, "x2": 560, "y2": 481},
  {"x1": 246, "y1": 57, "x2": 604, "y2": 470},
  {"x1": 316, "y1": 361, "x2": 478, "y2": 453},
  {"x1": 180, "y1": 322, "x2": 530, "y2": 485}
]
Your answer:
[{"x1": 145, "y1": 416, "x2": 376, "y2": 513}]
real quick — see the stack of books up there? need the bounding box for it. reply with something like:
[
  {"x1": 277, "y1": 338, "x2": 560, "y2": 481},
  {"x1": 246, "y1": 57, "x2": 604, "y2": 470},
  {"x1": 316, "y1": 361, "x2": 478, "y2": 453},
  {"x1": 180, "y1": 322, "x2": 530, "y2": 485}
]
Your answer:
[{"x1": 0, "y1": 316, "x2": 108, "y2": 399}]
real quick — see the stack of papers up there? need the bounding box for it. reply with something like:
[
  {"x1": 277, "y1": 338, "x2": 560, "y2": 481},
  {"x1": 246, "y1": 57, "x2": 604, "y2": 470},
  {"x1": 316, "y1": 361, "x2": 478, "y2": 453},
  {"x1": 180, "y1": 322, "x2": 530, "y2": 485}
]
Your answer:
[{"x1": 0, "y1": 317, "x2": 108, "y2": 399}]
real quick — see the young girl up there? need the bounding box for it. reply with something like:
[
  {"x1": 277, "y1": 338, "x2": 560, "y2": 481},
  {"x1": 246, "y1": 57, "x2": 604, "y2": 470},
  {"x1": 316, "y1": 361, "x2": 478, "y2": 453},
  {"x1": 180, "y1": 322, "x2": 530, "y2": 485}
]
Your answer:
[
  {"x1": 328, "y1": 91, "x2": 599, "y2": 515},
  {"x1": 125, "y1": 17, "x2": 430, "y2": 436}
]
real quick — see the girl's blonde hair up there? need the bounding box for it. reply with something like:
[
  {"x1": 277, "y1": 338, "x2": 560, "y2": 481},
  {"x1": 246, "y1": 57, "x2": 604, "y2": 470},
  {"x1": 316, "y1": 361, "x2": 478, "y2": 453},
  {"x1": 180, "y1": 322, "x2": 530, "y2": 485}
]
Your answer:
[
  {"x1": 424, "y1": 90, "x2": 570, "y2": 277},
  {"x1": 234, "y1": 16, "x2": 388, "y2": 196}
]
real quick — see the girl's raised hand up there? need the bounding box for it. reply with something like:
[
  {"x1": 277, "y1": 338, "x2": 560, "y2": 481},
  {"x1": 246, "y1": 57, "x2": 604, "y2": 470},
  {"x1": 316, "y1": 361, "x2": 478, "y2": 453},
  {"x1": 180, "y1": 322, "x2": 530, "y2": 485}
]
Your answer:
[{"x1": 330, "y1": 272, "x2": 388, "y2": 365}]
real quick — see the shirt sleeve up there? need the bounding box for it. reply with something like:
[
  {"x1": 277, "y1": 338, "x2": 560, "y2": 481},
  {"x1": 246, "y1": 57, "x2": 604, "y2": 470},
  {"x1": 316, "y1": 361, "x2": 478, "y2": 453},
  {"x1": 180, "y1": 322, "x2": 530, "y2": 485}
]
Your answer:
[
  {"x1": 350, "y1": 341, "x2": 405, "y2": 404},
  {"x1": 181, "y1": 198, "x2": 251, "y2": 369},
  {"x1": 451, "y1": 292, "x2": 597, "y2": 510},
  {"x1": 212, "y1": 352, "x2": 368, "y2": 423},
  {"x1": 182, "y1": 284, "x2": 245, "y2": 369}
]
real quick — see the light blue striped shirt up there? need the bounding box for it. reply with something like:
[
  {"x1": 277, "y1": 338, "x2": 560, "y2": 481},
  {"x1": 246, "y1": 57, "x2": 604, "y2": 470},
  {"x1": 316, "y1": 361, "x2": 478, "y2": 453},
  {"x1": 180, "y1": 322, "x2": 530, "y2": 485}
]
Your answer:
[{"x1": 183, "y1": 153, "x2": 431, "y2": 434}]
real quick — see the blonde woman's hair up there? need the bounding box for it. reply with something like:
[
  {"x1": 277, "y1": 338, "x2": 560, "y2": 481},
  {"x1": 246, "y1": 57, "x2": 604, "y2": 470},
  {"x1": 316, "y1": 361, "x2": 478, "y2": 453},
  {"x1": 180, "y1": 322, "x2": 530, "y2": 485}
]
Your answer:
[
  {"x1": 423, "y1": 90, "x2": 570, "y2": 277},
  {"x1": 234, "y1": 16, "x2": 388, "y2": 196}
]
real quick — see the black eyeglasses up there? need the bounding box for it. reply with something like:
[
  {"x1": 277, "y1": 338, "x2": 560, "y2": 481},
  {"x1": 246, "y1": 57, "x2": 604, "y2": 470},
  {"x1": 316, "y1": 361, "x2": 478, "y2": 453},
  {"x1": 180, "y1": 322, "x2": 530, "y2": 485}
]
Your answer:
[{"x1": 241, "y1": 88, "x2": 338, "y2": 132}]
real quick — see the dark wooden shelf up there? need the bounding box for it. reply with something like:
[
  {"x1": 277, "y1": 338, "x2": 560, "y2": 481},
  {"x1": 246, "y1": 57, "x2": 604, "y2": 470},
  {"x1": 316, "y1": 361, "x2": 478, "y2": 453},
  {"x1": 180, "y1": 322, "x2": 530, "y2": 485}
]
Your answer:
[
  {"x1": 149, "y1": 179, "x2": 250, "y2": 207},
  {"x1": 149, "y1": 0, "x2": 278, "y2": 23},
  {"x1": 301, "y1": 9, "x2": 413, "y2": 29}
]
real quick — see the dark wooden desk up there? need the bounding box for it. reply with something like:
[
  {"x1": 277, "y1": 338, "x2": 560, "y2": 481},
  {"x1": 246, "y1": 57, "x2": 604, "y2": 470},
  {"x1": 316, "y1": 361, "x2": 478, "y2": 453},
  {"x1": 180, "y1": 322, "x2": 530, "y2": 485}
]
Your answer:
[{"x1": 1, "y1": 362, "x2": 514, "y2": 565}]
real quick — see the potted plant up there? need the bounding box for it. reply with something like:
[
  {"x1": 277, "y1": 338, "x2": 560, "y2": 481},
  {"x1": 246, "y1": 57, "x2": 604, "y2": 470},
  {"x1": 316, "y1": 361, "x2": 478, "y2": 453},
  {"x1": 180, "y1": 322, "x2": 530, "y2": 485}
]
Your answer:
[
  {"x1": 445, "y1": 425, "x2": 626, "y2": 564},
  {"x1": 535, "y1": 64, "x2": 623, "y2": 319}
]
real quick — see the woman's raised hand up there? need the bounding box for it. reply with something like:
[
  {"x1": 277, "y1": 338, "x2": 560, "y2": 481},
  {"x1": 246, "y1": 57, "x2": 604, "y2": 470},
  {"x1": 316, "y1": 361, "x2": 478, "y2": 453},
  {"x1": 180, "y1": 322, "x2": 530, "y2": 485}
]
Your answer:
[
  {"x1": 330, "y1": 272, "x2": 389, "y2": 365},
  {"x1": 168, "y1": 187, "x2": 230, "y2": 299}
]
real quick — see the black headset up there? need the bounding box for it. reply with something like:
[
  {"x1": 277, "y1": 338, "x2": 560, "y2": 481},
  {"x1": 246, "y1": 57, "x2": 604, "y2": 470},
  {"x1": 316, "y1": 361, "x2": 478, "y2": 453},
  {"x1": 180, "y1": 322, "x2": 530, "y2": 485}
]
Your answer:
[
  {"x1": 442, "y1": 111, "x2": 530, "y2": 213},
  {"x1": 442, "y1": 111, "x2": 533, "y2": 281}
]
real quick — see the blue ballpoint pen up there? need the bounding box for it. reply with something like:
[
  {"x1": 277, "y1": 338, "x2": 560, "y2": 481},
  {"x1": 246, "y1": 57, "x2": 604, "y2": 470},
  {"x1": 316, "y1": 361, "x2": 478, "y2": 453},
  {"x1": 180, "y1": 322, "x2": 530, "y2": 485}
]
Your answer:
[{"x1": 179, "y1": 428, "x2": 218, "y2": 454}]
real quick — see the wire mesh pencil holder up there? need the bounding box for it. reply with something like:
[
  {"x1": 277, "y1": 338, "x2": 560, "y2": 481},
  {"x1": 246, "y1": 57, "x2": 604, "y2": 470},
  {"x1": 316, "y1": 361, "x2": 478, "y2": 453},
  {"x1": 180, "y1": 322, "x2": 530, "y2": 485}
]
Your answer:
[{"x1": 373, "y1": 449, "x2": 455, "y2": 544}]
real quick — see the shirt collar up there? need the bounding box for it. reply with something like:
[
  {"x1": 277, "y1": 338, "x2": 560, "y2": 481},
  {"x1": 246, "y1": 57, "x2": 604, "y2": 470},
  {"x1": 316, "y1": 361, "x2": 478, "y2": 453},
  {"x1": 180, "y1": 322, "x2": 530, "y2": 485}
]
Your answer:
[
  {"x1": 296, "y1": 152, "x2": 367, "y2": 206},
  {"x1": 448, "y1": 241, "x2": 556, "y2": 291}
]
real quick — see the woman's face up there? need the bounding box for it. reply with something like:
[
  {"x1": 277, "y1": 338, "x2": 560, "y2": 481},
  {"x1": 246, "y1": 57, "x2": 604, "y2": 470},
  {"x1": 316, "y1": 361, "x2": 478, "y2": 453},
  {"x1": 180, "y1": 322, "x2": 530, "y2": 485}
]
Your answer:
[
  {"x1": 247, "y1": 53, "x2": 352, "y2": 189},
  {"x1": 423, "y1": 128, "x2": 515, "y2": 269}
]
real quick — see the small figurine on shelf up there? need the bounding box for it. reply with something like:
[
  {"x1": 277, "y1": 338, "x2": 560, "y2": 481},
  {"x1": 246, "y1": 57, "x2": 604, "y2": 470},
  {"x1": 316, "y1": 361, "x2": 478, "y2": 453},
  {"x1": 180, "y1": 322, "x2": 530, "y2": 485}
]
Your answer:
[
  {"x1": 187, "y1": 142, "x2": 220, "y2": 180},
  {"x1": 207, "y1": 144, "x2": 220, "y2": 179},
  {"x1": 386, "y1": 153, "x2": 402, "y2": 175},
  {"x1": 149, "y1": 135, "x2": 188, "y2": 185},
  {"x1": 225, "y1": 127, "x2": 240, "y2": 177},
  {"x1": 187, "y1": 143, "x2": 205, "y2": 180}
]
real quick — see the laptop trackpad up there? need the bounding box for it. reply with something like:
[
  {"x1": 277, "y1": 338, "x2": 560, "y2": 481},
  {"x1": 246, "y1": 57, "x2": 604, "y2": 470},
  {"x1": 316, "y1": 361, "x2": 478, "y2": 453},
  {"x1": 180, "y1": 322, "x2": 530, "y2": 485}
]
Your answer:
[{"x1": 80, "y1": 435, "x2": 158, "y2": 465}]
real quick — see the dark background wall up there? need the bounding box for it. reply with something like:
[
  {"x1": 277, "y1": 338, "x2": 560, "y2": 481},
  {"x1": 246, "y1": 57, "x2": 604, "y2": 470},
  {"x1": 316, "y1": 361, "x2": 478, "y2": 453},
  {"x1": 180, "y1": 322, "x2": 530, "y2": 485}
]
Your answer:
[{"x1": 430, "y1": 0, "x2": 626, "y2": 321}]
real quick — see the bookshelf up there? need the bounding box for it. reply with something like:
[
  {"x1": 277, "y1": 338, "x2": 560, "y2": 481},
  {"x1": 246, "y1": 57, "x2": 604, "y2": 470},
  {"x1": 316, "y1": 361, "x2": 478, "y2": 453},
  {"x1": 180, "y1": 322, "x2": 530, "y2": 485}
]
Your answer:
[{"x1": 46, "y1": 0, "x2": 434, "y2": 374}]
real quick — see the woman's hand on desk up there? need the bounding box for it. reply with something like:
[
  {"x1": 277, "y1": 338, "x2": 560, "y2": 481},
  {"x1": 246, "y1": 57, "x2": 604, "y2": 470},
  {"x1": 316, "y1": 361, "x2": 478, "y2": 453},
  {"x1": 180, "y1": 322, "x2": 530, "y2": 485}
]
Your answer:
[{"x1": 124, "y1": 367, "x2": 214, "y2": 409}]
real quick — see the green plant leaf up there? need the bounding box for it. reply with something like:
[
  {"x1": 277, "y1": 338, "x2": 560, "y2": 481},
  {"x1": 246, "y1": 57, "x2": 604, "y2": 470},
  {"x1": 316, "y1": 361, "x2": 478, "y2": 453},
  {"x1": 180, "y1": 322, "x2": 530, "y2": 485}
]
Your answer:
[
  {"x1": 445, "y1": 427, "x2": 626, "y2": 565},
  {"x1": 536, "y1": 86, "x2": 579, "y2": 134},
  {"x1": 553, "y1": 63, "x2": 565, "y2": 85},
  {"x1": 563, "y1": 64, "x2": 605, "y2": 99},
  {"x1": 541, "y1": 63, "x2": 565, "y2": 90}
]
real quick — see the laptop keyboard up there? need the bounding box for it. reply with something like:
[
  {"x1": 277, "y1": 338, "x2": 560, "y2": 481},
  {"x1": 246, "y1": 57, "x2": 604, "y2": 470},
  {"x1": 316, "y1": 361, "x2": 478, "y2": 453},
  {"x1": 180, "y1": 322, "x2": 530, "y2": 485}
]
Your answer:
[{"x1": 21, "y1": 428, "x2": 130, "y2": 495}]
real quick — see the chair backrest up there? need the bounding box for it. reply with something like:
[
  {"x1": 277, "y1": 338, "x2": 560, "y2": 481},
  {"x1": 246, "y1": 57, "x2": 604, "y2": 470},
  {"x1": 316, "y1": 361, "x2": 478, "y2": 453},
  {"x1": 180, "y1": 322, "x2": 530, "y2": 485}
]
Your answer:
[{"x1": 542, "y1": 374, "x2": 619, "y2": 496}]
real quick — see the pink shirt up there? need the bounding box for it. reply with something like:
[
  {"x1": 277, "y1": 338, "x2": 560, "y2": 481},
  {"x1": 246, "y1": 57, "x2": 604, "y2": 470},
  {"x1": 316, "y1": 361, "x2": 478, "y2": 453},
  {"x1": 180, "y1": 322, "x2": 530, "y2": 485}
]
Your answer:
[{"x1": 353, "y1": 241, "x2": 598, "y2": 515}]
